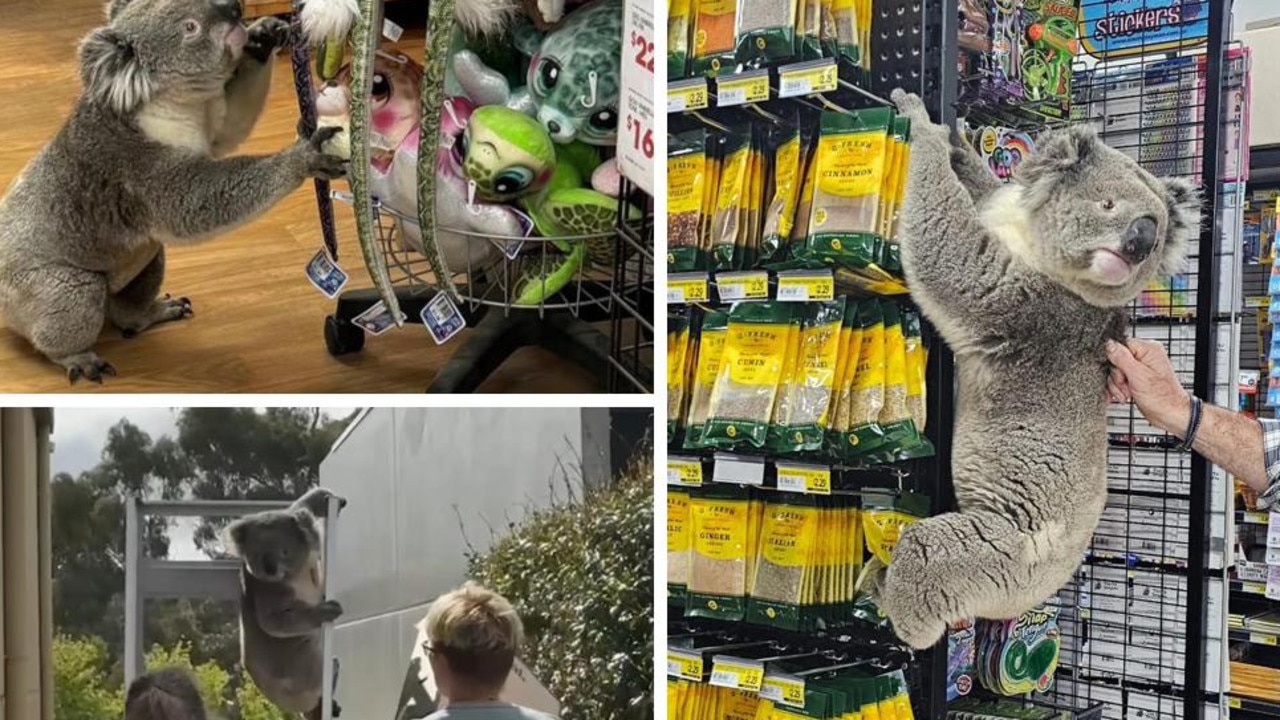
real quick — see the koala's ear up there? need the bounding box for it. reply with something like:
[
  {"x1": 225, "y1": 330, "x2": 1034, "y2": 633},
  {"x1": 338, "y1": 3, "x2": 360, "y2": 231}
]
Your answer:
[
  {"x1": 225, "y1": 518, "x2": 249, "y2": 555},
  {"x1": 1016, "y1": 125, "x2": 1101, "y2": 187},
  {"x1": 1157, "y1": 175, "x2": 1202, "y2": 276},
  {"x1": 105, "y1": 0, "x2": 132, "y2": 21},
  {"x1": 78, "y1": 27, "x2": 153, "y2": 115},
  {"x1": 292, "y1": 508, "x2": 321, "y2": 545}
]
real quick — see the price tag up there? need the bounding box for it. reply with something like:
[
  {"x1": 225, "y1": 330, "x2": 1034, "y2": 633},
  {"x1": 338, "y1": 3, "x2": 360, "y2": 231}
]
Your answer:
[
  {"x1": 1268, "y1": 565, "x2": 1280, "y2": 600},
  {"x1": 668, "y1": 274, "x2": 710, "y2": 303},
  {"x1": 1229, "y1": 697, "x2": 1242, "y2": 709},
  {"x1": 776, "y1": 464, "x2": 832, "y2": 495},
  {"x1": 1245, "y1": 511, "x2": 1269, "y2": 524},
  {"x1": 761, "y1": 674, "x2": 806, "y2": 708},
  {"x1": 709, "y1": 658, "x2": 765, "y2": 692},
  {"x1": 667, "y1": 457, "x2": 704, "y2": 486},
  {"x1": 778, "y1": 60, "x2": 838, "y2": 98},
  {"x1": 776, "y1": 271, "x2": 834, "y2": 302},
  {"x1": 1244, "y1": 581, "x2": 1267, "y2": 595},
  {"x1": 713, "y1": 453, "x2": 766, "y2": 486},
  {"x1": 716, "y1": 71, "x2": 770, "y2": 107},
  {"x1": 717, "y1": 271, "x2": 769, "y2": 301},
  {"x1": 667, "y1": 651, "x2": 704, "y2": 680},
  {"x1": 617, "y1": 0, "x2": 654, "y2": 195},
  {"x1": 1269, "y1": 511, "x2": 1280, "y2": 547},
  {"x1": 1250, "y1": 632, "x2": 1278, "y2": 646},
  {"x1": 668, "y1": 79, "x2": 710, "y2": 112}
]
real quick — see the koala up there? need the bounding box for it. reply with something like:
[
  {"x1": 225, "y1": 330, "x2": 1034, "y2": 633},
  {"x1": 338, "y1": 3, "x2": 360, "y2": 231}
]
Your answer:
[
  {"x1": 227, "y1": 487, "x2": 348, "y2": 720},
  {"x1": 0, "y1": 0, "x2": 346, "y2": 383},
  {"x1": 858, "y1": 91, "x2": 1200, "y2": 650},
  {"x1": 125, "y1": 668, "x2": 207, "y2": 720}
]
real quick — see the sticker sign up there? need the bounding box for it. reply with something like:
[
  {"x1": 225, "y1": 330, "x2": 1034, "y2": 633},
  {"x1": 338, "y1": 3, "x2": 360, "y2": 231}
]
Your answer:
[
  {"x1": 776, "y1": 270, "x2": 834, "y2": 301},
  {"x1": 667, "y1": 457, "x2": 704, "y2": 486},
  {"x1": 761, "y1": 674, "x2": 806, "y2": 708},
  {"x1": 668, "y1": 79, "x2": 710, "y2": 112},
  {"x1": 713, "y1": 453, "x2": 766, "y2": 486},
  {"x1": 776, "y1": 464, "x2": 832, "y2": 495},
  {"x1": 716, "y1": 70, "x2": 770, "y2": 107},
  {"x1": 617, "y1": 0, "x2": 655, "y2": 195},
  {"x1": 778, "y1": 59, "x2": 838, "y2": 98},
  {"x1": 668, "y1": 274, "x2": 710, "y2": 303},
  {"x1": 716, "y1": 271, "x2": 769, "y2": 301},
  {"x1": 709, "y1": 657, "x2": 764, "y2": 692},
  {"x1": 667, "y1": 650, "x2": 704, "y2": 680},
  {"x1": 1079, "y1": 0, "x2": 1209, "y2": 60}
]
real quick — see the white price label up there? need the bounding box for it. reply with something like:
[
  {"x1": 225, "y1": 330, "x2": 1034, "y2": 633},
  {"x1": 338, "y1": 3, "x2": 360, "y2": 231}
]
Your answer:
[
  {"x1": 716, "y1": 271, "x2": 769, "y2": 301},
  {"x1": 776, "y1": 283, "x2": 808, "y2": 301},
  {"x1": 1251, "y1": 632, "x2": 1278, "y2": 646},
  {"x1": 1269, "y1": 511, "x2": 1280, "y2": 547},
  {"x1": 667, "y1": 286, "x2": 685, "y2": 303},
  {"x1": 717, "y1": 85, "x2": 746, "y2": 106},
  {"x1": 617, "y1": 0, "x2": 654, "y2": 195},
  {"x1": 776, "y1": 464, "x2": 831, "y2": 494},
  {"x1": 382, "y1": 18, "x2": 404, "y2": 41},
  {"x1": 713, "y1": 454, "x2": 765, "y2": 486},
  {"x1": 709, "y1": 669, "x2": 740, "y2": 688},
  {"x1": 1268, "y1": 565, "x2": 1280, "y2": 601},
  {"x1": 779, "y1": 74, "x2": 813, "y2": 97}
]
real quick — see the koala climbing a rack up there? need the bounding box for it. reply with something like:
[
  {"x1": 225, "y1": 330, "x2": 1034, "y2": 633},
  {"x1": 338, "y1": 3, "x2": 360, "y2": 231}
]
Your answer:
[
  {"x1": 227, "y1": 488, "x2": 347, "y2": 720},
  {"x1": 0, "y1": 0, "x2": 347, "y2": 383},
  {"x1": 857, "y1": 91, "x2": 1201, "y2": 650}
]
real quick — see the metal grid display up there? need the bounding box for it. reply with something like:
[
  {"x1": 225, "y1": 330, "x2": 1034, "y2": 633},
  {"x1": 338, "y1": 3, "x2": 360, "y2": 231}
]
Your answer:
[{"x1": 608, "y1": 177, "x2": 656, "y2": 393}]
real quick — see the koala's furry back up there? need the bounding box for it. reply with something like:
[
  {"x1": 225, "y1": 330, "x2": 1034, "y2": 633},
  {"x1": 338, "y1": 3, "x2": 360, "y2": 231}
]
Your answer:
[{"x1": 860, "y1": 92, "x2": 1198, "y2": 650}]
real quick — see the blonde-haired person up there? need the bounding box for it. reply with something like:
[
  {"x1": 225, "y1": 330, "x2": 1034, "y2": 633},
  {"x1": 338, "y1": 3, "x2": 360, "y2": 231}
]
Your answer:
[{"x1": 423, "y1": 582, "x2": 559, "y2": 720}]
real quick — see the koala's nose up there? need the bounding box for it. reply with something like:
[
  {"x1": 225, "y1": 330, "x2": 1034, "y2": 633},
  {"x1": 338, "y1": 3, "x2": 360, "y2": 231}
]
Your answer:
[
  {"x1": 261, "y1": 556, "x2": 278, "y2": 577},
  {"x1": 1121, "y1": 216, "x2": 1158, "y2": 264},
  {"x1": 212, "y1": 0, "x2": 242, "y2": 22}
]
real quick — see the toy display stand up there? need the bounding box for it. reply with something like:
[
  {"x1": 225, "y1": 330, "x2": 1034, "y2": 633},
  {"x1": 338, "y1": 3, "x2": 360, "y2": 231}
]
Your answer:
[{"x1": 324, "y1": 195, "x2": 620, "y2": 393}]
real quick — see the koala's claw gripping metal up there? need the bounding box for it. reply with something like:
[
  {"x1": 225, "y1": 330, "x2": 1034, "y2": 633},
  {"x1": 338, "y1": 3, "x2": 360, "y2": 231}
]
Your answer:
[{"x1": 66, "y1": 358, "x2": 116, "y2": 384}]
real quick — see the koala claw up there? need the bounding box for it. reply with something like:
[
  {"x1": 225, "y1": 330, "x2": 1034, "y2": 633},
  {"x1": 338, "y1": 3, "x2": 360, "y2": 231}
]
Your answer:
[
  {"x1": 317, "y1": 599, "x2": 344, "y2": 622},
  {"x1": 63, "y1": 355, "x2": 117, "y2": 384},
  {"x1": 244, "y1": 17, "x2": 292, "y2": 63},
  {"x1": 890, "y1": 89, "x2": 932, "y2": 124},
  {"x1": 301, "y1": 127, "x2": 348, "y2": 180}
]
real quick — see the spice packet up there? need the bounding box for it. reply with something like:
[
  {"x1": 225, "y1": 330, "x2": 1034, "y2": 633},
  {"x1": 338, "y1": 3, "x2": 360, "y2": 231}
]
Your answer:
[
  {"x1": 887, "y1": 116, "x2": 912, "y2": 243},
  {"x1": 769, "y1": 299, "x2": 844, "y2": 454},
  {"x1": 903, "y1": 309, "x2": 927, "y2": 434},
  {"x1": 741, "y1": 128, "x2": 765, "y2": 269},
  {"x1": 765, "y1": 307, "x2": 806, "y2": 447},
  {"x1": 747, "y1": 494, "x2": 820, "y2": 630},
  {"x1": 711, "y1": 127, "x2": 751, "y2": 271},
  {"x1": 668, "y1": 0, "x2": 693, "y2": 79},
  {"x1": 840, "y1": 298, "x2": 887, "y2": 457},
  {"x1": 831, "y1": 0, "x2": 857, "y2": 64},
  {"x1": 683, "y1": 310, "x2": 729, "y2": 449},
  {"x1": 668, "y1": 489, "x2": 692, "y2": 603},
  {"x1": 799, "y1": 0, "x2": 822, "y2": 60},
  {"x1": 786, "y1": 120, "x2": 822, "y2": 261},
  {"x1": 803, "y1": 108, "x2": 894, "y2": 270},
  {"x1": 704, "y1": 302, "x2": 796, "y2": 448},
  {"x1": 686, "y1": 485, "x2": 752, "y2": 620},
  {"x1": 667, "y1": 311, "x2": 693, "y2": 444},
  {"x1": 876, "y1": 301, "x2": 921, "y2": 452},
  {"x1": 862, "y1": 489, "x2": 929, "y2": 565},
  {"x1": 668, "y1": 129, "x2": 708, "y2": 273},
  {"x1": 690, "y1": 0, "x2": 738, "y2": 77},
  {"x1": 825, "y1": 298, "x2": 863, "y2": 454},
  {"x1": 734, "y1": 0, "x2": 798, "y2": 66},
  {"x1": 761, "y1": 114, "x2": 802, "y2": 265},
  {"x1": 700, "y1": 133, "x2": 724, "y2": 262}
]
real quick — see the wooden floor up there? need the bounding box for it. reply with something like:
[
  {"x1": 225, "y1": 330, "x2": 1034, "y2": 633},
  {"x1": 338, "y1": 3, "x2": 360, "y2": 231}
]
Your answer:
[{"x1": 0, "y1": 0, "x2": 616, "y2": 394}]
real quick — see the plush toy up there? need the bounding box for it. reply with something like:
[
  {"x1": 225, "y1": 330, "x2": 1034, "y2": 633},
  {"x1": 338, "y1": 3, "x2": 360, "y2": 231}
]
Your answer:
[{"x1": 314, "y1": 52, "x2": 424, "y2": 167}]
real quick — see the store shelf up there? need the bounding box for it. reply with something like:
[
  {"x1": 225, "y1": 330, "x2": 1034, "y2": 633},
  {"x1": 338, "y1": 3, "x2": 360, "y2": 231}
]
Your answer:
[
  {"x1": 1231, "y1": 696, "x2": 1280, "y2": 718},
  {"x1": 1229, "y1": 628, "x2": 1280, "y2": 647}
]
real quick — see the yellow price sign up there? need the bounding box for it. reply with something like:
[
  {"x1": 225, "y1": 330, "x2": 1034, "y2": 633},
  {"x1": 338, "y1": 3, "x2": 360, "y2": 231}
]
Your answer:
[
  {"x1": 776, "y1": 464, "x2": 831, "y2": 495},
  {"x1": 1250, "y1": 632, "x2": 1278, "y2": 646},
  {"x1": 717, "y1": 72, "x2": 770, "y2": 107},
  {"x1": 1244, "y1": 581, "x2": 1267, "y2": 595},
  {"x1": 668, "y1": 274, "x2": 710, "y2": 304},
  {"x1": 761, "y1": 675, "x2": 805, "y2": 708},
  {"x1": 777, "y1": 272, "x2": 834, "y2": 302},
  {"x1": 1229, "y1": 697, "x2": 1242, "y2": 709},
  {"x1": 667, "y1": 651, "x2": 704, "y2": 680},
  {"x1": 716, "y1": 271, "x2": 769, "y2": 301},
  {"x1": 1245, "y1": 511, "x2": 1269, "y2": 524},
  {"x1": 668, "y1": 80, "x2": 709, "y2": 112},
  {"x1": 778, "y1": 60, "x2": 838, "y2": 98},
  {"x1": 709, "y1": 659, "x2": 765, "y2": 692},
  {"x1": 667, "y1": 458, "x2": 704, "y2": 486}
]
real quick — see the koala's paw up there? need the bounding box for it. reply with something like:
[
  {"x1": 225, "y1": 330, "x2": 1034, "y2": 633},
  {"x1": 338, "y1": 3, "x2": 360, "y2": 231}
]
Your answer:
[
  {"x1": 332, "y1": 700, "x2": 342, "y2": 719},
  {"x1": 244, "y1": 17, "x2": 292, "y2": 63},
  {"x1": 890, "y1": 89, "x2": 937, "y2": 129},
  {"x1": 300, "y1": 127, "x2": 348, "y2": 180},
  {"x1": 57, "y1": 352, "x2": 117, "y2": 385},
  {"x1": 317, "y1": 599, "x2": 344, "y2": 622}
]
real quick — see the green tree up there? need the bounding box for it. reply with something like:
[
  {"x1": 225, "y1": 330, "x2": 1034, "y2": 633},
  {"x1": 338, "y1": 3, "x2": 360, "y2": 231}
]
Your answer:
[
  {"x1": 467, "y1": 444, "x2": 655, "y2": 720},
  {"x1": 53, "y1": 635, "x2": 124, "y2": 720}
]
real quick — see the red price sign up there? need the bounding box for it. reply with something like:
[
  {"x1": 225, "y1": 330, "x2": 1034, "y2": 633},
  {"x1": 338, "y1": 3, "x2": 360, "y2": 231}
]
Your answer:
[
  {"x1": 630, "y1": 30, "x2": 655, "y2": 74},
  {"x1": 626, "y1": 115, "x2": 654, "y2": 160},
  {"x1": 617, "y1": 0, "x2": 655, "y2": 196}
]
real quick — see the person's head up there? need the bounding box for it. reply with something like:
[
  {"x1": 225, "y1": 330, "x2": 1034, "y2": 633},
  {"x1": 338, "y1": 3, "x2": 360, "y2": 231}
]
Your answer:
[
  {"x1": 124, "y1": 668, "x2": 207, "y2": 720},
  {"x1": 423, "y1": 582, "x2": 524, "y2": 701}
]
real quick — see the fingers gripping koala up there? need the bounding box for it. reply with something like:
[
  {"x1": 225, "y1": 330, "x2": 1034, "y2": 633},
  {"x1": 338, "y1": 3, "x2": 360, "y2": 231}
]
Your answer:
[
  {"x1": 126, "y1": 668, "x2": 208, "y2": 720},
  {"x1": 228, "y1": 488, "x2": 348, "y2": 720},
  {"x1": 0, "y1": 0, "x2": 346, "y2": 384},
  {"x1": 859, "y1": 91, "x2": 1200, "y2": 650}
]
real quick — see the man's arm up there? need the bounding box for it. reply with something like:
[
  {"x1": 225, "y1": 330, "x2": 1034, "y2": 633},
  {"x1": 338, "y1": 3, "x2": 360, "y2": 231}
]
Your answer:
[{"x1": 1107, "y1": 338, "x2": 1273, "y2": 494}]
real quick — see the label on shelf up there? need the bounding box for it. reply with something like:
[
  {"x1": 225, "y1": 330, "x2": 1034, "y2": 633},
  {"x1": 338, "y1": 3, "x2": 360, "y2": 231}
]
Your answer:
[
  {"x1": 776, "y1": 270, "x2": 834, "y2": 302},
  {"x1": 1269, "y1": 565, "x2": 1280, "y2": 601},
  {"x1": 1229, "y1": 697, "x2": 1242, "y2": 709},
  {"x1": 716, "y1": 70, "x2": 770, "y2": 107},
  {"x1": 713, "y1": 453, "x2": 766, "y2": 486},
  {"x1": 761, "y1": 674, "x2": 806, "y2": 708},
  {"x1": 1244, "y1": 581, "x2": 1268, "y2": 595},
  {"x1": 668, "y1": 274, "x2": 710, "y2": 303},
  {"x1": 667, "y1": 457, "x2": 704, "y2": 486},
  {"x1": 1270, "y1": 511, "x2": 1280, "y2": 547},
  {"x1": 717, "y1": 271, "x2": 769, "y2": 301},
  {"x1": 1245, "y1": 511, "x2": 1270, "y2": 524},
  {"x1": 668, "y1": 79, "x2": 709, "y2": 112},
  {"x1": 709, "y1": 657, "x2": 765, "y2": 692},
  {"x1": 776, "y1": 464, "x2": 832, "y2": 495},
  {"x1": 778, "y1": 59, "x2": 838, "y2": 98},
  {"x1": 1250, "y1": 632, "x2": 1278, "y2": 646},
  {"x1": 617, "y1": 0, "x2": 654, "y2": 196},
  {"x1": 667, "y1": 650, "x2": 704, "y2": 681}
]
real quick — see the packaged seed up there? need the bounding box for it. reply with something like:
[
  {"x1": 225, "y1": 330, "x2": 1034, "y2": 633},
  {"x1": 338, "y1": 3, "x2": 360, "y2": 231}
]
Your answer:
[
  {"x1": 668, "y1": 311, "x2": 693, "y2": 444},
  {"x1": 711, "y1": 127, "x2": 751, "y2": 271},
  {"x1": 877, "y1": 116, "x2": 904, "y2": 242},
  {"x1": 690, "y1": 0, "x2": 738, "y2": 77},
  {"x1": 842, "y1": 298, "x2": 887, "y2": 456},
  {"x1": 787, "y1": 121, "x2": 822, "y2": 257},
  {"x1": 741, "y1": 129, "x2": 766, "y2": 269},
  {"x1": 764, "y1": 308, "x2": 806, "y2": 448},
  {"x1": 876, "y1": 301, "x2": 921, "y2": 452},
  {"x1": 862, "y1": 489, "x2": 929, "y2": 565},
  {"x1": 704, "y1": 302, "x2": 796, "y2": 448},
  {"x1": 888, "y1": 116, "x2": 912, "y2": 243},
  {"x1": 903, "y1": 309, "x2": 927, "y2": 434},
  {"x1": 734, "y1": 0, "x2": 797, "y2": 66},
  {"x1": 831, "y1": 0, "x2": 857, "y2": 64},
  {"x1": 668, "y1": 489, "x2": 692, "y2": 602},
  {"x1": 668, "y1": 129, "x2": 708, "y2": 273},
  {"x1": 761, "y1": 115, "x2": 802, "y2": 264},
  {"x1": 700, "y1": 133, "x2": 724, "y2": 260},
  {"x1": 804, "y1": 108, "x2": 893, "y2": 269},
  {"x1": 684, "y1": 311, "x2": 729, "y2": 449},
  {"x1": 745, "y1": 490, "x2": 765, "y2": 599},
  {"x1": 747, "y1": 495, "x2": 820, "y2": 629},
  {"x1": 825, "y1": 299, "x2": 862, "y2": 454},
  {"x1": 669, "y1": 0, "x2": 693, "y2": 79},
  {"x1": 769, "y1": 299, "x2": 844, "y2": 454},
  {"x1": 799, "y1": 0, "x2": 821, "y2": 59},
  {"x1": 686, "y1": 485, "x2": 752, "y2": 620}
]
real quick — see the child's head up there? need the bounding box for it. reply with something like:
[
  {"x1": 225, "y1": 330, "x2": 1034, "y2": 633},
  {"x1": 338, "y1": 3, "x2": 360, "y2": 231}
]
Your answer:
[
  {"x1": 424, "y1": 581, "x2": 524, "y2": 700},
  {"x1": 124, "y1": 668, "x2": 207, "y2": 720}
]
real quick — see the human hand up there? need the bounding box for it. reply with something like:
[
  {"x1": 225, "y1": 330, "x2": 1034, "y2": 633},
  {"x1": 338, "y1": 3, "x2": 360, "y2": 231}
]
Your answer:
[{"x1": 1105, "y1": 338, "x2": 1192, "y2": 435}]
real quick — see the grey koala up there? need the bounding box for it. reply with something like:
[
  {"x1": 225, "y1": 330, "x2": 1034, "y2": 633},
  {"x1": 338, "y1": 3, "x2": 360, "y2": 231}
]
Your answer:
[
  {"x1": 0, "y1": 0, "x2": 346, "y2": 383},
  {"x1": 227, "y1": 487, "x2": 348, "y2": 720},
  {"x1": 858, "y1": 91, "x2": 1200, "y2": 650},
  {"x1": 125, "y1": 668, "x2": 207, "y2": 720}
]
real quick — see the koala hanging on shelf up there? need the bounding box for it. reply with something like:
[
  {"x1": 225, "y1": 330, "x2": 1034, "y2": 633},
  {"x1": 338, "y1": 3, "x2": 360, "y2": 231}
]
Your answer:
[
  {"x1": 0, "y1": 0, "x2": 347, "y2": 383},
  {"x1": 858, "y1": 91, "x2": 1200, "y2": 650},
  {"x1": 227, "y1": 488, "x2": 347, "y2": 720}
]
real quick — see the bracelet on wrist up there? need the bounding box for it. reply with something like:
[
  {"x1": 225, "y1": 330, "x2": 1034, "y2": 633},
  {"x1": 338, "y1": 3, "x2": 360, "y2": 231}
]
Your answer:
[{"x1": 1177, "y1": 395, "x2": 1203, "y2": 452}]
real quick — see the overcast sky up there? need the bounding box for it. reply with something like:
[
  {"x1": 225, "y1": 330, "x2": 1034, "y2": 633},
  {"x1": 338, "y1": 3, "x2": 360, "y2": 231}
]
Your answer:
[{"x1": 51, "y1": 408, "x2": 355, "y2": 560}]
